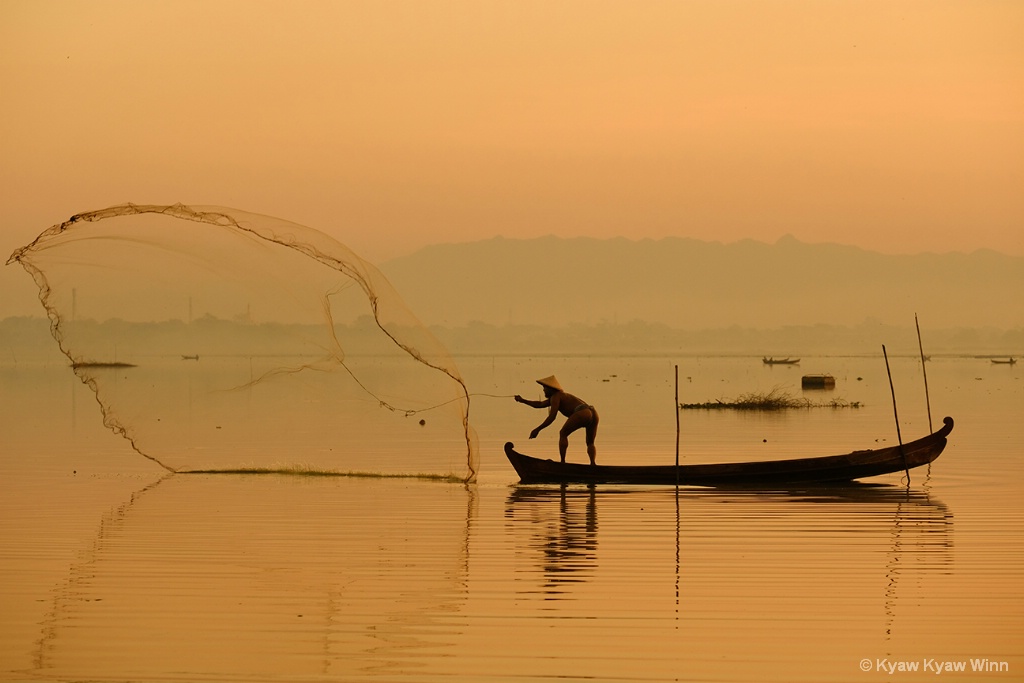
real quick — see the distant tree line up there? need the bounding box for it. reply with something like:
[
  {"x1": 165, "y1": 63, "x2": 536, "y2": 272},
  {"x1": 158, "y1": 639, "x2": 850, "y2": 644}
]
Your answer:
[{"x1": 3, "y1": 315, "x2": 1019, "y2": 362}]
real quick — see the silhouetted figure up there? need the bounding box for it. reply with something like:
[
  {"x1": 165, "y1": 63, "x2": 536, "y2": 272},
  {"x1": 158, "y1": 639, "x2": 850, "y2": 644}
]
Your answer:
[{"x1": 515, "y1": 375, "x2": 599, "y2": 465}]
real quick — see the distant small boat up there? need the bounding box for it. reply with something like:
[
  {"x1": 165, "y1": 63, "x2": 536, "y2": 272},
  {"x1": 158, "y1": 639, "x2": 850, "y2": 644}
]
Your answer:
[
  {"x1": 991, "y1": 358, "x2": 1016, "y2": 365},
  {"x1": 763, "y1": 357, "x2": 800, "y2": 365},
  {"x1": 181, "y1": 354, "x2": 199, "y2": 361},
  {"x1": 801, "y1": 374, "x2": 836, "y2": 389}
]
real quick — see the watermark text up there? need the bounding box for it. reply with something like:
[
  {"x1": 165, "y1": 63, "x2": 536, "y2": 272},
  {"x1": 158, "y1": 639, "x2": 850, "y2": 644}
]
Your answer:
[{"x1": 859, "y1": 658, "x2": 1010, "y2": 675}]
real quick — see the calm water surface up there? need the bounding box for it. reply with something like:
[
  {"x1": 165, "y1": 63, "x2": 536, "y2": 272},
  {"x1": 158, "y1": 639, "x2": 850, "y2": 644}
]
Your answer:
[{"x1": 2, "y1": 352, "x2": 1022, "y2": 682}]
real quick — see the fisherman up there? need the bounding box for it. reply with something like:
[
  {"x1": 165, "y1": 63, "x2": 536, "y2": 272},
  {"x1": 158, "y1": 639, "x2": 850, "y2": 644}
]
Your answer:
[{"x1": 514, "y1": 375, "x2": 599, "y2": 465}]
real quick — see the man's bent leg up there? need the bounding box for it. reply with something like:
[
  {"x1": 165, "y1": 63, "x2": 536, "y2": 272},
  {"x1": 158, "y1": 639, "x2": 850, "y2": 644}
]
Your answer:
[
  {"x1": 585, "y1": 412, "x2": 599, "y2": 465},
  {"x1": 559, "y1": 415, "x2": 587, "y2": 463}
]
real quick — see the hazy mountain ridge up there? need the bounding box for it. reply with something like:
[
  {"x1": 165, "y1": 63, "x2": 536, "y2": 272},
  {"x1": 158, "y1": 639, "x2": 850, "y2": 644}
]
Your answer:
[
  {"x1": 3, "y1": 236, "x2": 1020, "y2": 360},
  {"x1": 380, "y1": 235, "x2": 1024, "y2": 330}
]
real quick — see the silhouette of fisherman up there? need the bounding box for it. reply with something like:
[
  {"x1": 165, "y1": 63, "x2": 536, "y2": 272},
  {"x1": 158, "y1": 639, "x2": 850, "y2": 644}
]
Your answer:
[{"x1": 514, "y1": 375, "x2": 599, "y2": 465}]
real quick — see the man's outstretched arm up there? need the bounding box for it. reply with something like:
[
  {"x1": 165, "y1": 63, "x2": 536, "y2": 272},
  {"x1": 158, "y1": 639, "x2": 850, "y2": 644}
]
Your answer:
[{"x1": 515, "y1": 395, "x2": 550, "y2": 409}]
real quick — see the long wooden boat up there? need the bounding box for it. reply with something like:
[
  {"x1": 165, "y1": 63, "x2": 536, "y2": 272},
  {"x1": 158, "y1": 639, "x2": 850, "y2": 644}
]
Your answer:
[
  {"x1": 505, "y1": 416, "x2": 953, "y2": 486},
  {"x1": 763, "y1": 356, "x2": 800, "y2": 364}
]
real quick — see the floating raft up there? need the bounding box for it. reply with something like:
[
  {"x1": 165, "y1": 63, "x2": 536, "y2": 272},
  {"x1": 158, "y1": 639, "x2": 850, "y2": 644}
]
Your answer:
[
  {"x1": 801, "y1": 374, "x2": 835, "y2": 389},
  {"x1": 71, "y1": 361, "x2": 137, "y2": 369}
]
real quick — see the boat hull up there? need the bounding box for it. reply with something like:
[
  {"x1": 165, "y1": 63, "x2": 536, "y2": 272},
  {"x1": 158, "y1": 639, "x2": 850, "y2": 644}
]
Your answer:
[{"x1": 505, "y1": 416, "x2": 953, "y2": 486}]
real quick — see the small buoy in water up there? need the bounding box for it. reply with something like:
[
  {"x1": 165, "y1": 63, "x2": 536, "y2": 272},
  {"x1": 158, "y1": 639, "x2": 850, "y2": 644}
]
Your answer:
[
  {"x1": 763, "y1": 439, "x2": 767, "y2": 443},
  {"x1": 419, "y1": 419, "x2": 426, "y2": 426}
]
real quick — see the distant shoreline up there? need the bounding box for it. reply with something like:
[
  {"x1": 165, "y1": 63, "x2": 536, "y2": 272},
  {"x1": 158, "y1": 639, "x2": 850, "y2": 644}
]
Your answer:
[{"x1": 2, "y1": 315, "x2": 1020, "y2": 359}]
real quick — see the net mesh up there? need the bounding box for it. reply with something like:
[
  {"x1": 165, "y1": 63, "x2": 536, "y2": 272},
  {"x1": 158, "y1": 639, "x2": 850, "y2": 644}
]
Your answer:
[{"x1": 8, "y1": 203, "x2": 478, "y2": 481}]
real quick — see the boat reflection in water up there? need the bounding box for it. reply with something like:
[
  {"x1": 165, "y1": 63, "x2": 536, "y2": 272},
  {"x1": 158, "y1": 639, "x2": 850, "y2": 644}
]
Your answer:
[{"x1": 505, "y1": 481, "x2": 953, "y2": 644}]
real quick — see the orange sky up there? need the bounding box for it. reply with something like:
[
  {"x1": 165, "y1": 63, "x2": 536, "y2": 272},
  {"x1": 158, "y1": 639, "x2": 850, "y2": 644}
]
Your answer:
[{"x1": 1, "y1": 1, "x2": 1022, "y2": 317}]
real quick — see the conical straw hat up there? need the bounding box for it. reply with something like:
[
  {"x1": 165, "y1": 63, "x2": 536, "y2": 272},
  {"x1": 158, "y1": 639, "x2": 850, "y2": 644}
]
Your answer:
[{"x1": 536, "y1": 375, "x2": 563, "y2": 391}]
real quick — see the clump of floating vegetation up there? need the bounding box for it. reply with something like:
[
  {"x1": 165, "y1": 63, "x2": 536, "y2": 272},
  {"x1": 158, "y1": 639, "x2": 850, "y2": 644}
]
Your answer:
[
  {"x1": 680, "y1": 387, "x2": 860, "y2": 411},
  {"x1": 181, "y1": 465, "x2": 463, "y2": 482}
]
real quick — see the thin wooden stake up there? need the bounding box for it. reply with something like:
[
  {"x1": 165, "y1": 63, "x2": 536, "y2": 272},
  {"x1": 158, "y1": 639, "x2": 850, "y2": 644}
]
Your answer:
[
  {"x1": 675, "y1": 364, "x2": 680, "y2": 487},
  {"x1": 882, "y1": 344, "x2": 910, "y2": 483},
  {"x1": 915, "y1": 313, "x2": 933, "y2": 433}
]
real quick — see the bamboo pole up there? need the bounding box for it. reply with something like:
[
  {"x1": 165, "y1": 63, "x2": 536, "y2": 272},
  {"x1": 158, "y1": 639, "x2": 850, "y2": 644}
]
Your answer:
[
  {"x1": 675, "y1": 364, "x2": 680, "y2": 487},
  {"x1": 882, "y1": 344, "x2": 910, "y2": 483},
  {"x1": 915, "y1": 313, "x2": 933, "y2": 433}
]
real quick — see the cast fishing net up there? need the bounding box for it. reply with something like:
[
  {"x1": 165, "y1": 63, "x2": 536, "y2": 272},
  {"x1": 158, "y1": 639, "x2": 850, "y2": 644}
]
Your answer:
[{"x1": 8, "y1": 203, "x2": 478, "y2": 481}]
